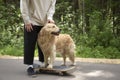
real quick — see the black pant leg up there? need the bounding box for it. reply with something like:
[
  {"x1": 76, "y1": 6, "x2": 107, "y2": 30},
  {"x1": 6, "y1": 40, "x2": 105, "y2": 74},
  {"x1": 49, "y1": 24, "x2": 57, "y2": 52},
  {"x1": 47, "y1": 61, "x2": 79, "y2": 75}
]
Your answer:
[
  {"x1": 37, "y1": 43, "x2": 44, "y2": 62},
  {"x1": 24, "y1": 26, "x2": 38, "y2": 65},
  {"x1": 36, "y1": 26, "x2": 44, "y2": 62},
  {"x1": 24, "y1": 25, "x2": 44, "y2": 65}
]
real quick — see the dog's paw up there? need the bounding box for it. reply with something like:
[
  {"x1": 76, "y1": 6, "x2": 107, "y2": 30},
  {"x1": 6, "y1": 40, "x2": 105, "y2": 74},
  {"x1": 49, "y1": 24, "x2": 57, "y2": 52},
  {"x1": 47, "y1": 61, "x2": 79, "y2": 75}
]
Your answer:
[
  {"x1": 47, "y1": 64, "x2": 53, "y2": 69},
  {"x1": 61, "y1": 63, "x2": 66, "y2": 66},
  {"x1": 40, "y1": 62, "x2": 45, "y2": 68},
  {"x1": 70, "y1": 63, "x2": 76, "y2": 66}
]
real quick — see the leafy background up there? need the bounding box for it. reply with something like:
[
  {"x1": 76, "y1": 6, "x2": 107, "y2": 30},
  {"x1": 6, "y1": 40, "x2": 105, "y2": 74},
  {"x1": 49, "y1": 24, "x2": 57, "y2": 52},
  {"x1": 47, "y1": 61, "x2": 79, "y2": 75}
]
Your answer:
[{"x1": 0, "y1": 0, "x2": 120, "y2": 58}]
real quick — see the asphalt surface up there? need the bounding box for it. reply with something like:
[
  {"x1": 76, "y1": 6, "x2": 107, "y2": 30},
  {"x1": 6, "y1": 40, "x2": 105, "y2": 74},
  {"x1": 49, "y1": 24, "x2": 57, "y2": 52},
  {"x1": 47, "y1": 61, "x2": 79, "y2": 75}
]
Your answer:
[{"x1": 0, "y1": 58, "x2": 120, "y2": 80}]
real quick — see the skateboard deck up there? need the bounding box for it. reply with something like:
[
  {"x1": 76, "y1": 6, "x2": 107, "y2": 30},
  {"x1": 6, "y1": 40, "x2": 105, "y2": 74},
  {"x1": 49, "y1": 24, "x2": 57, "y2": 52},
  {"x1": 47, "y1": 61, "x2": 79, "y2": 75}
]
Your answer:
[{"x1": 33, "y1": 64, "x2": 75, "y2": 75}]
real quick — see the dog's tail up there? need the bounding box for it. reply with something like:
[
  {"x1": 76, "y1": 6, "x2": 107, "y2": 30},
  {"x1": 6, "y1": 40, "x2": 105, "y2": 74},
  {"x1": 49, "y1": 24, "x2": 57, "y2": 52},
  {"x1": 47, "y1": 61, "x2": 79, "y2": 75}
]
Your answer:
[
  {"x1": 65, "y1": 34, "x2": 76, "y2": 55},
  {"x1": 69, "y1": 42, "x2": 76, "y2": 54},
  {"x1": 67, "y1": 41, "x2": 76, "y2": 65}
]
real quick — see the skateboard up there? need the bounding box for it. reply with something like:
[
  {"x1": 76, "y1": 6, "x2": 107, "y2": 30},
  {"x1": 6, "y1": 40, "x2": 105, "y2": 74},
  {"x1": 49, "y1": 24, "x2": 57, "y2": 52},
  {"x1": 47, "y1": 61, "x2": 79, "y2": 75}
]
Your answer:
[{"x1": 33, "y1": 64, "x2": 76, "y2": 76}]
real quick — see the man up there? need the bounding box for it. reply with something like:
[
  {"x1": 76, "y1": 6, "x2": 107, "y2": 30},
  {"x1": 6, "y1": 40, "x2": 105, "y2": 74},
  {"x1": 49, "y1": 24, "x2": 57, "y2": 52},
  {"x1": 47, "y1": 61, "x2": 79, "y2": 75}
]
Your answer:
[{"x1": 20, "y1": 0, "x2": 56, "y2": 76}]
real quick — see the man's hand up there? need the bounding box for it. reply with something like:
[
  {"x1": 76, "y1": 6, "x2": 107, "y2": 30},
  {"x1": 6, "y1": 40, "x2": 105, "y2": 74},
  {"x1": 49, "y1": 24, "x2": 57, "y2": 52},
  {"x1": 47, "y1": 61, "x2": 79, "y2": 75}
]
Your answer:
[
  {"x1": 47, "y1": 19, "x2": 55, "y2": 24},
  {"x1": 25, "y1": 23, "x2": 33, "y2": 32}
]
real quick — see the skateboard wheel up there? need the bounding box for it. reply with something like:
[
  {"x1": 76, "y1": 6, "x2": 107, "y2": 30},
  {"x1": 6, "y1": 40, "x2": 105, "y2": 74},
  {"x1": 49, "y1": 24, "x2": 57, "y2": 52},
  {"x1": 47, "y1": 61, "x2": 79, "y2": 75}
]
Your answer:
[
  {"x1": 59, "y1": 72, "x2": 64, "y2": 76},
  {"x1": 35, "y1": 71, "x2": 39, "y2": 74}
]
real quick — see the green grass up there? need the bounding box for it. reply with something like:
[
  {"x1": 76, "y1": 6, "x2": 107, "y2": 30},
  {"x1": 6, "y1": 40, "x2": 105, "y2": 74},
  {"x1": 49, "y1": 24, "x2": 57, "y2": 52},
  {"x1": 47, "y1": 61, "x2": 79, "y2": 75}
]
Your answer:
[
  {"x1": 0, "y1": 45, "x2": 120, "y2": 59},
  {"x1": 0, "y1": 45, "x2": 23, "y2": 56},
  {"x1": 76, "y1": 45, "x2": 120, "y2": 59}
]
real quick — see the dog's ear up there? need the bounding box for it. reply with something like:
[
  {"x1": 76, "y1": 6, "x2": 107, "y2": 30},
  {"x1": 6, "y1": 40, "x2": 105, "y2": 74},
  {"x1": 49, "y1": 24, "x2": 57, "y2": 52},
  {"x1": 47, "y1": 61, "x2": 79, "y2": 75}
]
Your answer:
[
  {"x1": 44, "y1": 23, "x2": 49, "y2": 28},
  {"x1": 40, "y1": 29, "x2": 44, "y2": 36},
  {"x1": 40, "y1": 27, "x2": 47, "y2": 36}
]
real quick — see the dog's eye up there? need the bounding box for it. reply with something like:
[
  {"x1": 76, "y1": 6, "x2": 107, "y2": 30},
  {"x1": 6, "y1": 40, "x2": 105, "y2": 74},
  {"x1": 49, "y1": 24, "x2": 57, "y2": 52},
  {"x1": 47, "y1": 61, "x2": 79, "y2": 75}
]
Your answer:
[{"x1": 52, "y1": 26, "x2": 55, "y2": 28}]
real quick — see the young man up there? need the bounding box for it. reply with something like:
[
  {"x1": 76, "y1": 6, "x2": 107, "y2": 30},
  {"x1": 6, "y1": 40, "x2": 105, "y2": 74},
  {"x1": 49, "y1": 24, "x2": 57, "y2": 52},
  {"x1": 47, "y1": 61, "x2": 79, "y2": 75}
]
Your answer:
[{"x1": 20, "y1": 0, "x2": 56, "y2": 76}]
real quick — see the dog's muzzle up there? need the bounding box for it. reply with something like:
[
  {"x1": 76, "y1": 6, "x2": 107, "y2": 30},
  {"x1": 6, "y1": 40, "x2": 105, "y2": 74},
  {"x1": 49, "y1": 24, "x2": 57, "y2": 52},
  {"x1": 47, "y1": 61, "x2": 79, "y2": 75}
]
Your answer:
[{"x1": 51, "y1": 29, "x2": 61, "y2": 35}]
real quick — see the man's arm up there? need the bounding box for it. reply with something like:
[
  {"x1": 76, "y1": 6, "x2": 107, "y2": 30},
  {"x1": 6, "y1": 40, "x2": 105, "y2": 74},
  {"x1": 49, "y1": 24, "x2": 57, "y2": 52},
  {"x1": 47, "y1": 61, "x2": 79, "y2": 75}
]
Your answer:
[
  {"x1": 47, "y1": 0, "x2": 56, "y2": 23},
  {"x1": 20, "y1": 0, "x2": 33, "y2": 32},
  {"x1": 20, "y1": 0, "x2": 31, "y2": 24}
]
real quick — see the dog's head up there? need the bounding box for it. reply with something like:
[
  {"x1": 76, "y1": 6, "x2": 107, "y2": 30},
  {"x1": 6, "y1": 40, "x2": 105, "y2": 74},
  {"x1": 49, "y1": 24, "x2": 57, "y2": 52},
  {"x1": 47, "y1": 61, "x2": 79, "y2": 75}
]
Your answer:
[{"x1": 41, "y1": 23, "x2": 61, "y2": 36}]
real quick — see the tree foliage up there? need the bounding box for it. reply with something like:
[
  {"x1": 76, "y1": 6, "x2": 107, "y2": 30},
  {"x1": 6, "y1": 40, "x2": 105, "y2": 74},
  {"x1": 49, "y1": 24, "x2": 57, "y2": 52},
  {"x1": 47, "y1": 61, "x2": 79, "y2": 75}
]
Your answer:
[
  {"x1": 0, "y1": 0, "x2": 23, "y2": 56},
  {"x1": 0, "y1": 0, "x2": 120, "y2": 58}
]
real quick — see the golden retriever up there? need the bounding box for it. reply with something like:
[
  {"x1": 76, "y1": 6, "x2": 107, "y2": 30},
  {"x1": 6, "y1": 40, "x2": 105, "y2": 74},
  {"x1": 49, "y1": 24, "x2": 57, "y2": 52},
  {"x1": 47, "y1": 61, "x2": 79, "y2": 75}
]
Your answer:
[{"x1": 37, "y1": 23, "x2": 75, "y2": 68}]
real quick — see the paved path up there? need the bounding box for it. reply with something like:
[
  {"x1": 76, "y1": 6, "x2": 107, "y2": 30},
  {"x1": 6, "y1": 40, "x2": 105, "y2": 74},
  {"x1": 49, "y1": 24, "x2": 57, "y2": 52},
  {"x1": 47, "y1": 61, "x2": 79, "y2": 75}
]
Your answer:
[{"x1": 0, "y1": 58, "x2": 120, "y2": 80}]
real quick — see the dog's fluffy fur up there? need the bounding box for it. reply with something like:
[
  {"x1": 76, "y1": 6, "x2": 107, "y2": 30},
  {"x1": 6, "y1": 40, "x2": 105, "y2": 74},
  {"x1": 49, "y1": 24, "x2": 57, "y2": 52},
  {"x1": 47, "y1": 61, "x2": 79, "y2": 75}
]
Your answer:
[{"x1": 37, "y1": 23, "x2": 75, "y2": 68}]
